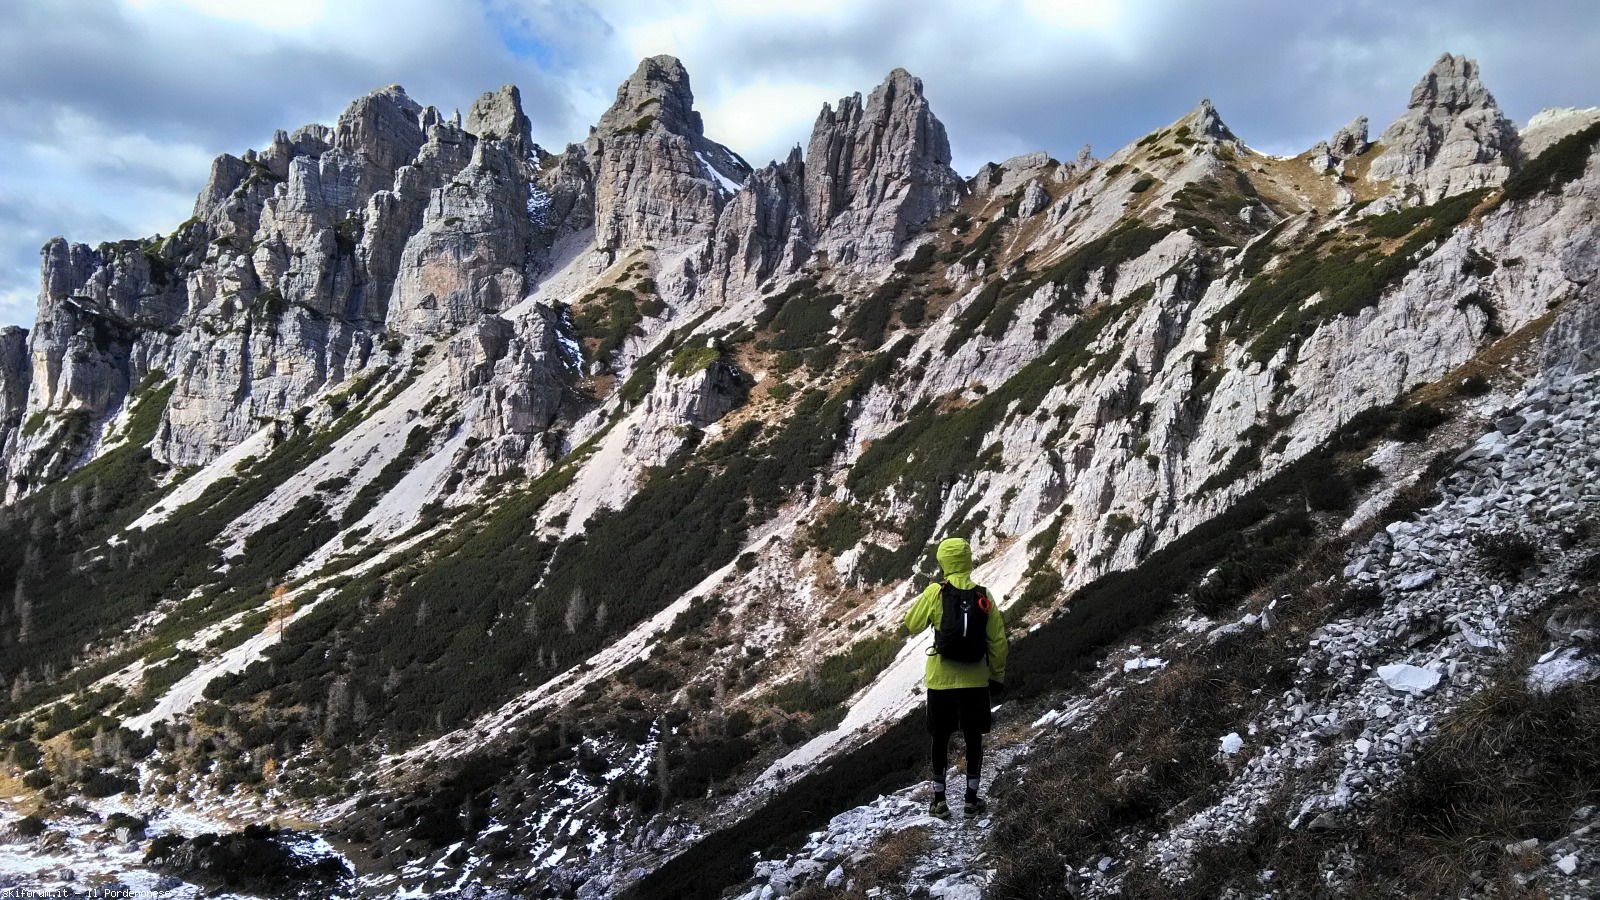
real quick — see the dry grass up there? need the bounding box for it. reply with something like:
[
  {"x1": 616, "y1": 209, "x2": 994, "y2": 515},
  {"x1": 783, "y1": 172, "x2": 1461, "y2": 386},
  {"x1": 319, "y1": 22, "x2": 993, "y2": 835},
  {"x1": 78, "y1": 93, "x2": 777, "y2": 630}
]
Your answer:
[
  {"x1": 987, "y1": 640, "x2": 1301, "y2": 899},
  {"x1": 1134, "y1": 579, "x2": 1600, "y2": 898},
  {"x1": 985, "y1": 462, "x2": 1439, "y2": 899},
  {"x1": 1243, "y1": 153, "x2": 1340, "y2": 214}
]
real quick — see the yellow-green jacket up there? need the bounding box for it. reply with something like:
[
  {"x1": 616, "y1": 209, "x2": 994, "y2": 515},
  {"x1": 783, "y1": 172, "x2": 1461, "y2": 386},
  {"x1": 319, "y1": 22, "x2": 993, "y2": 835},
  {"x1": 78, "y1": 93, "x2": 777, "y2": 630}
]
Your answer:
[{"x1": 903, "y1": 538, "x2": 1008, "y2": 690}]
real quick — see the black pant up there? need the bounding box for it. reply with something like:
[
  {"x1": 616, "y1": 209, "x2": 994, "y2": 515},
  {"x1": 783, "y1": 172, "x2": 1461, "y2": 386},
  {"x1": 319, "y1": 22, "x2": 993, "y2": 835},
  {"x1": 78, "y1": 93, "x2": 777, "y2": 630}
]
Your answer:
[{"x1": 926, "y1": 687, "x2": 990, "y2": 791}]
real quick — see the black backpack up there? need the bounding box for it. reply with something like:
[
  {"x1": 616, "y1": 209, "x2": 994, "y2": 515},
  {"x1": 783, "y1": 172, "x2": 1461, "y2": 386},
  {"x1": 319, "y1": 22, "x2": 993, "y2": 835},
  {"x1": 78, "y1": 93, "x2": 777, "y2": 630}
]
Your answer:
[{"x1": 930, "y1": 581, "x2": 992, "y2": 664}]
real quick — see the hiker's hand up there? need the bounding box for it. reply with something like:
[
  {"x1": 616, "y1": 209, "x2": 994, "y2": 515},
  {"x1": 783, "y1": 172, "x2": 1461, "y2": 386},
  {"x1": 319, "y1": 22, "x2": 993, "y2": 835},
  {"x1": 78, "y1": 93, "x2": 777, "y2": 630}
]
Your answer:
[{"x1": 988, "y1": 680, "x2": 1006, "y2": 701}]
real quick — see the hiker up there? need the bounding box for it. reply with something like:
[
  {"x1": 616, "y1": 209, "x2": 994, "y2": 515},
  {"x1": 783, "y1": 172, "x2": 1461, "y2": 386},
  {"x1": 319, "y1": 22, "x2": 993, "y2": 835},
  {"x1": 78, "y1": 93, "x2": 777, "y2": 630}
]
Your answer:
[{"x1": 903, "y1": 537, "x2": 1008, "y2": 819}]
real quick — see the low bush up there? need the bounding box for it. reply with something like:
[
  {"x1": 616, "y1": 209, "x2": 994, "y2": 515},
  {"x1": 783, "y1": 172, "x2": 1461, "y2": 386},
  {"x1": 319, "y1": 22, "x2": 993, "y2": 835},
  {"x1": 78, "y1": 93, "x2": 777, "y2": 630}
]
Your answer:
[
  {"x1": 768, "y1": 635, "x2": 901, "y2": 715},
  {"x1": 1472, "y1": 531, "x2": 1540, "y2": 582},
  {"x1": 1391, "y1": 401, "x2": 1450, "y2": 443}
]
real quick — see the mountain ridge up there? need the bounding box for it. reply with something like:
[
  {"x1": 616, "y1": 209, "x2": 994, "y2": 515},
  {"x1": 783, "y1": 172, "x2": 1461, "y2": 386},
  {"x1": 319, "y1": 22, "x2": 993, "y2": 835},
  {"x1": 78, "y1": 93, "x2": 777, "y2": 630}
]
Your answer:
[{"x1": 0, "y1": 50, "x2": 1598, "y2": 898}]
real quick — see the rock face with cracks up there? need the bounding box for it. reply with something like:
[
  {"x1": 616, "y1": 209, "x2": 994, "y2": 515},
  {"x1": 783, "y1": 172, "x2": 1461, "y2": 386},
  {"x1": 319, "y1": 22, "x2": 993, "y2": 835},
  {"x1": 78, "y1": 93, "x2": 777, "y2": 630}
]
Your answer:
[{"x1": 1371, "y1": 53, "x2": 1521, "y2": 203}]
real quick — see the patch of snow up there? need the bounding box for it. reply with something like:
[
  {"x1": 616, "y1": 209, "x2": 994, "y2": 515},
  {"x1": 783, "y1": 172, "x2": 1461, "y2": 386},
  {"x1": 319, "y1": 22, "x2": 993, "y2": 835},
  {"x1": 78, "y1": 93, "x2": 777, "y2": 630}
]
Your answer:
[
  {"x1": 696, "y1": 150, "x2": 743, "y2": 196},
  {"x1": 556, "y1": 327, "x2": 583, "y2": 371},
  {"x1": 1123, "y1": 656, "x2": 1167, "y2": 673},
  {"x1": 527, "y1": 183, "x2": 552, "y2": 225},
  {"x1": 0, "y1": 794, "x2": 272, "y2": 899},
  {"x1": 1219, "y1": 733, "x2": 1244, "y2": 755}
]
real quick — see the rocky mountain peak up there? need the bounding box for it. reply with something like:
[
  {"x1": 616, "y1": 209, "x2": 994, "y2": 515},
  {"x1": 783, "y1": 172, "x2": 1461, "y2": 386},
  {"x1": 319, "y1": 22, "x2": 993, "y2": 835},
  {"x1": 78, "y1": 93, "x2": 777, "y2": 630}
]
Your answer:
[
  {"x1": 596, "y1": 53, "x2": 703, "y2": 139},
  {"x1": 588, "y1": 56, "x2": 749, "y2": 254},
  {"x1": 803, "y1": 67, "x2": 964, "y2": 266},
  {"x1": 465, "y1": 84, "x2": 533, "y2": 152},
  {"x1": 334, "y1": 84, "x2": 426, "y2": 174},
  {"x1": 1370, "y1": 54, "x2": 1519, "y2": 203},
  {"x1": 1408, "y1": 53, "x2": 1499, "y2": 115},
  {"x1": 1176, "y1": 98, "x2": 1239, "y2": 143}
]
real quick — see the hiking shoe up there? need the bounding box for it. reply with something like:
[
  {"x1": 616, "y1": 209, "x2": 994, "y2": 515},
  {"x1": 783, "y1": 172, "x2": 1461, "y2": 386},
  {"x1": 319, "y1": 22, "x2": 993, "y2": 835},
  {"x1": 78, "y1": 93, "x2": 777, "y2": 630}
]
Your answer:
[
  {"x1": 929, "y1": 796, "x2": 951, "y2": 819},
  {"x1": 964, "y1": 795, "x2": 988, "y2": 818}
]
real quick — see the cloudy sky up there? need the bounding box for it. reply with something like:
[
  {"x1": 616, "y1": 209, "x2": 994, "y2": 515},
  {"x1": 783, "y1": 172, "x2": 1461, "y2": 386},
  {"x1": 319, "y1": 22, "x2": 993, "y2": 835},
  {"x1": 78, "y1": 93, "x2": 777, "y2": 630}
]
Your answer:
[{"x1": 2, "y1": 0, "x2": 1597, "y2": 328}]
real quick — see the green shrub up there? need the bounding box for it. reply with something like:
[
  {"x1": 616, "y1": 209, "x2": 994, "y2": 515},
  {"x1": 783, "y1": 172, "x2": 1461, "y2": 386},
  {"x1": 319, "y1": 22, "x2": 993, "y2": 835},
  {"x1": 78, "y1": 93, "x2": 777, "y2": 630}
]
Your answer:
[
  {"x1": 843, "y1": 278, "x2": 908, "y2": 349},
  {"x1": 811, "y1": 504, "x2": 870, "y2": 556},
  {"x1": 1007, "y1": 568, "x2": 1063, "y2": 621},
  {"x1": 1391, "y1": 402, "x2": 1450, "y2": 443},
  {"x1": 1472, "y1": 531, "x2": 1540, "y2": 582},
  {"x1": 668, "y1": 344, "x2": 722, "y2": 378},
  {"x1": 572, "y1": 287, "x2": 659, "y2": 369},
  {"x1": 768, "y1": 635, "x2": 901, "y2": 715},
  {"x1": 1502, "y1": 121, "x2": 1600, "y2": 202},
  {"x1": 899, "y1": 293, "x2": 927, "y2": 328},
  {"x1": 756, "y1": 280, "x2": 840, "y2": 351},
  {"x1": 1103, "y1": 513, "x2": 1137, "y2": 541},
  {"x1": 332, "y1": 217, "x2": 362, "y2": 255},
  {"x1": 959, "y1": 217, "x2": 1010, "y2": 270},
  {"x1": 895, "y1": 244, "x2": 937, "y2": 275}
]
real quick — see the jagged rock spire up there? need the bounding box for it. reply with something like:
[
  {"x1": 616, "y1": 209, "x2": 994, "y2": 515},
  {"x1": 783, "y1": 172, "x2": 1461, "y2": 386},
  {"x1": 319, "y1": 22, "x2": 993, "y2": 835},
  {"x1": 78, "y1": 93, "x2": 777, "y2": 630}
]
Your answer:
[
  {"x1": 1175, "y1": 99, "x2": 1240, "y2": 144},
  {"x1": 588, "y1": 55, "x2": 751, "y2": 254},
  {"x1": 334, "y1": 85, "x2": 426, "y2": 176},
  {"x1": 1369, "y1": 53, "x2": 1518, "y2": 203},
  {"x1": 803, "y1": 68, "x2": 965, "y2": 267},
  {"x1": 710, "y1": 145, "x2": 811, "y2": 298},
  {"x1": 1330, "y1": 116, "x2": 1370, "y2": 158},
  {"x1": 595, "y1": 54, "x2": 704, "y2": 140},
  {"x1": 466, "y1": 84, "x2": 533, "y2": 153},
  {"x1": 1310, "y1": 116, "x2": 1370, "y2": 172}
]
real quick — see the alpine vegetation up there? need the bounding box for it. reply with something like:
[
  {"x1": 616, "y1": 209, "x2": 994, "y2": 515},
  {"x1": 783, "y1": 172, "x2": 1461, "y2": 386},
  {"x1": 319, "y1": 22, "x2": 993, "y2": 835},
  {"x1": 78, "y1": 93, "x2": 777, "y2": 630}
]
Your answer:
[{"x1": 1, "y1": 50, "x2": 1598, "y2": 899}]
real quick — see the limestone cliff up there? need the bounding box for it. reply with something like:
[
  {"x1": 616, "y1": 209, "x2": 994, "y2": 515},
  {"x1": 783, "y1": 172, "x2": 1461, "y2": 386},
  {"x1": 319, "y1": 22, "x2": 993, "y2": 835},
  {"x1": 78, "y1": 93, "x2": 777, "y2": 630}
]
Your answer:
[
  {"x1": 1370, "y1": 53, "x2": 1520, "y2": 203},
  {"x1": 588, "y1": 55, "x2": 751, "y2": 256},
  {"x1": 805, "y1": 68, "x2": 967, "y2": 267}
]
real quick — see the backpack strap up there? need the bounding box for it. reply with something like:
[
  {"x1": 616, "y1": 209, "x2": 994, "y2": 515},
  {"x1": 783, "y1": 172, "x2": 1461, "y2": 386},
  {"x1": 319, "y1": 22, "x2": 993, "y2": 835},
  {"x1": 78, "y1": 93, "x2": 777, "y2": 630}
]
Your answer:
[{"x1": 928, "y1": 581, "x2": 951, "y2": 657}]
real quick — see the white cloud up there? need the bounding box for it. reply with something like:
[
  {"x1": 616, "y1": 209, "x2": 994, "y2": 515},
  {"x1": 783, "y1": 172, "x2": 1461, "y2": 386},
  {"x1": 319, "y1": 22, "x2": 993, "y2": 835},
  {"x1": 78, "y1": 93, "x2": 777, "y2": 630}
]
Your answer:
[
  {"x1": 124, "y1": 0, "x2": 331, "y2": 31},
  {"x1": 0, "y1": 286, "x2": 39, "y2": 331},
  {"x1": 700, "y1": 80, "x2": 842, "y2": 163}
]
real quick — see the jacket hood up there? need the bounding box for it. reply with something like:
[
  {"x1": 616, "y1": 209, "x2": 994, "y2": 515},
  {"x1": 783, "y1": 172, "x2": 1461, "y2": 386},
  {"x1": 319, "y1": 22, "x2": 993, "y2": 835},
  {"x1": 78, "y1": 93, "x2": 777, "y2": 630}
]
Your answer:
[{"x1": 936, "y1": 537, "x2": 972, "y2": 578}]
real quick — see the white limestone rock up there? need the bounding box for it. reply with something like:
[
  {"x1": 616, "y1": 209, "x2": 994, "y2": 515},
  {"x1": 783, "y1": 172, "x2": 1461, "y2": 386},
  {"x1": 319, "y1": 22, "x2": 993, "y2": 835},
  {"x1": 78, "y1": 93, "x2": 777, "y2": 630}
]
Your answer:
[
  {"x1": 1377, "y1": 663, "x2": 1442, "y2": 696},
  {"x1": 1369, "y1": 54, "x2": 1519, "y2": 203},
  {"x1": 805, "y1": 68, "x2": 967, "y2": 268}
]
